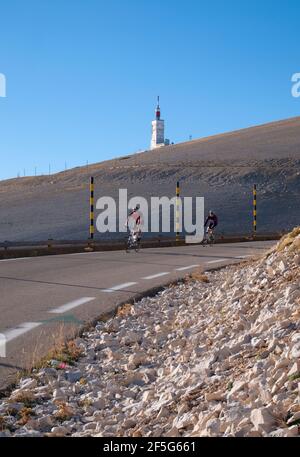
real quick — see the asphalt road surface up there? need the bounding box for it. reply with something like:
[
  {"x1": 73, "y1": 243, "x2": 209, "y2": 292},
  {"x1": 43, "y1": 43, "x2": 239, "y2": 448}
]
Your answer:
[{"x1": 0, "y1": 241, "x2": 275, "y2": 391}]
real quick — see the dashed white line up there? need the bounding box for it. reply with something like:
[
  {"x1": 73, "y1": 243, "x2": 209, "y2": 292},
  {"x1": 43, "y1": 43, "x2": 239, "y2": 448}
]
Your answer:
[
  {"x1": 206, "y1": 258, "x2": 228, "y2": 264},
  {"x1": 234, "y1": 255, "x2": 252, "y2": 259},
  {"x1": 102, "y1": 282, "x2": 138, "y2": 293},
  {"x1": 142, "y1": 272, "x2": 170, "y2": 280},
  {"x1": 48, "y1": 297, "x2": 95, "y2": 314},
  {"x1": 2, "y1": 322, "x2": 42, "y2": 342},
  {"x1": 176, "y1": 264, "x2": 199, "y2": 271}
]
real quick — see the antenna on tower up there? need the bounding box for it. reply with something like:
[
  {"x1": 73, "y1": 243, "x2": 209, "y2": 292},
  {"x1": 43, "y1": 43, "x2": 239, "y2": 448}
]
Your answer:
[{"x1": 156, "y1": 96, "x2": 161, "y2": 120}]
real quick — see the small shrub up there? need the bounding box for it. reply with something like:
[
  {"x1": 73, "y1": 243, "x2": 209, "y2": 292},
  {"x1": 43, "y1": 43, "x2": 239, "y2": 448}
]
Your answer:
[
  {"x1": 9, "y1": 392, "x2": 34, "y2": 408},
  {"x1": 5, "y1": 407, "x2": 19, "y2": 416},
  {"x1": 54, "y1": 402, "x2": 74, "y2": 422},
  {"x1": 0, "y1": 416, "x2": 7, "y2": 431},
  {"x1": 78, "y1": 398, "x2": 92, "y2": 408},
  {"x1": 227, "y1": 381, "x2": 233, "y2": 391},
  {"x1": 289, "y1": 372, "x2": 300, "y2": 381},
  {"x1": 17, "y1": 407, "x2": 35, "y2": 425},
  {"x1": 36, "y1": 340, "x2": 83, "y2": 370},
  {"x1": 189, "y1": 270, "x2": 209, "y2": 283},
  {"x1": 117, "y1": 303, "x2": 134, "y2": 318}
]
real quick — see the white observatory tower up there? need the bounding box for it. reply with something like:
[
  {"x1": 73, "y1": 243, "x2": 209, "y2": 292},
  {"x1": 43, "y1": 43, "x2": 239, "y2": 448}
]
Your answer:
[{"x1": 151, "y1": 96, "x2": 165, "y2": 150}]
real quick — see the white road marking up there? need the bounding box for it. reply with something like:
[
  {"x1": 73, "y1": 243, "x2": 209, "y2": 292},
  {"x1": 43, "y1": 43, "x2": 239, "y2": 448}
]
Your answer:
[
  {"x1": 2, "y1": 322, "x2": 42, "y2": 342},
  {"x1": 49, "y1": 297, "x2": 95, "y2": 314},
  {"x1": 206, "y1": 258, "x2": 228, "y2": 264},
  {"x1": 102, "y1": 282, "x2": 137, "y2": 293},
  {"x1": 176, "y1": 264, "x2": 199, "y2": 271},
  {"x1": 234, "y1": 255, "x2": 252, "y2": 259},
  {"x1": 142, "y1": 272, "x2": 170, "y2": 280}
]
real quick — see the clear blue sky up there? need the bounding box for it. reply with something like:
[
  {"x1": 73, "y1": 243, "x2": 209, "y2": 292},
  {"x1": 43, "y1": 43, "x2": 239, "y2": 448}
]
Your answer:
[{"x1": 0, "y1": 0, "x2": 299, "y2": 180}]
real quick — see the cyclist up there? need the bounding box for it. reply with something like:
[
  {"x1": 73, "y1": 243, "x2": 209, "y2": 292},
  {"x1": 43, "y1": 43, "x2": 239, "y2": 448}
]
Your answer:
[
  {"x1": 204, "y1": 210, "x2": 218, "y2": 233},
  {"x1": 125, "y1": 205, "x2": 142, "y2": 241}
]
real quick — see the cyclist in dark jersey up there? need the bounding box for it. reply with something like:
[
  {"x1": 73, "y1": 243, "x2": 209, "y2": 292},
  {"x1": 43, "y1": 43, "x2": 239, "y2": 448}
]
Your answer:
[{"x1": 204, "y1": 210, "x2": 218, "y2": 230}]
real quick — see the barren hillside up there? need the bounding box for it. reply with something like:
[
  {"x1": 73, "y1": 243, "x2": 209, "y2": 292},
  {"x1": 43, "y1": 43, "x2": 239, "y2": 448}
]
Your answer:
[{"x1": 0, "y1": 117, "x2": 300, "y2": 241}]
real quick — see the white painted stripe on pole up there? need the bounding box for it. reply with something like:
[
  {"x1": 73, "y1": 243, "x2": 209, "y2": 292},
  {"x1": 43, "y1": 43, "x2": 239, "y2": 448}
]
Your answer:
[
  {"x1": 69, "y1": 252, "x2": 91, "y2": 256},
  {"x1": 0, "y1": 257, "x2": 29, "y2": 262},
  {"x1": 3, "y1": 322, "x2": 42, "y2": 343},
  {"x1": 69, "y1": 252, "x2": 101, "y2": 256},
  {"x1": 49, "y1": 297, "x2": 95, "y2": 314},
  {"x1": 102, "y1": 282, "x2": 137, "y2": 293},
  {"x1": 207, "y1": 258, "x2": 228, "y2": 264},
  {"x1": 176, "y1": 264, "x2": 200, "y2": 271},
  {"x1": 142, "y1": 272, "x2": 170, "y2": 280}
]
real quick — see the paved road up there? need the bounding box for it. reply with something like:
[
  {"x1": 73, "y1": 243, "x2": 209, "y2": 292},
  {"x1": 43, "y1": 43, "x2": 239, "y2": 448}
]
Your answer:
[{"x1": 0, "y1": 241, "x2": 275, "y2": 390}]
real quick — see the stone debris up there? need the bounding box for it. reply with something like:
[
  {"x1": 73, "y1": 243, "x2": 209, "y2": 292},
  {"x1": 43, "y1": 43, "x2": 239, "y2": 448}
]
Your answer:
[{"x1": 0, "y1": 228, "x2": 300, "y2": 437}]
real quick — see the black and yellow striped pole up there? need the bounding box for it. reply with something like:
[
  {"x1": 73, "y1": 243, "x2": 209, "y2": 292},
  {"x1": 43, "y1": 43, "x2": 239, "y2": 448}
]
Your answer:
[
  {"x1": 89, "y1": 176, "x2": 94, "y2": 240},
  {"x1": 253, "y1": 184, "x2": 257, "y2": 235},
  {"x1": 176, "y1": 181, "x2": 180, "y2": 243}
]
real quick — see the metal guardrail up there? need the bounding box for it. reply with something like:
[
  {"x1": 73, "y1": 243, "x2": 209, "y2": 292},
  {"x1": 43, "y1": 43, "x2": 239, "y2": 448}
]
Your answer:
[
  {"x1": 0, "y1": 233, "x2": 283, "y2": 260},
  {"x1": 0, "y1": 232, "x2": 284, "y2": 248}
]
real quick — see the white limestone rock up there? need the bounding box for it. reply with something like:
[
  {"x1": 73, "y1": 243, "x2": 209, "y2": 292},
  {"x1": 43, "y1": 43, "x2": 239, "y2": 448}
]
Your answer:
[
  {"x1": 66, "y1": 369, "x2": 82, "y2": 383},
  {"x1": 250, "y1": 408, "x2": 275, "y2": 432},
  {"x1": 290, "y1": 342, "x2": 300, "y2": 359},
  {"x1": 53, "y1": 388, "x2": 67, "y2": 402},
  {"x1": 19, "y1": 378, "x2": 38, "y2": 390},
  {"x1": 49, "y1": 426, "x2": 69, "y2": 437}
]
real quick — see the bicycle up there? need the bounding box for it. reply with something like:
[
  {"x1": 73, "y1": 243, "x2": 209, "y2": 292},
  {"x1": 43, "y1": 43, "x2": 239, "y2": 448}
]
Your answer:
[
  {"x1": 201, "y1": 227, "x2": 215, "y2": 246},
  {"x1": 125, "y1": 229, "x2": 141, "y2": 253}
]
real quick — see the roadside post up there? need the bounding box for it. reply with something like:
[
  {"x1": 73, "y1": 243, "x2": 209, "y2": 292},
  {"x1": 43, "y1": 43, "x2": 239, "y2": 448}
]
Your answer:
[
  {"x1": 88, "y1": 176, "x2": 94, "y2": 248},
  {"x1": 253, "y1": 184, "x2": 257, "y2": 236},
  {"x1": 176, "y1": 181, "x2": 180, "y2": 243}
]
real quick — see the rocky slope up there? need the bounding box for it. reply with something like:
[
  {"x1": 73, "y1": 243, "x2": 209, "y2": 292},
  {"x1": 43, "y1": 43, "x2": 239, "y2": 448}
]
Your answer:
[
  {"x1": 0, "y1": 229, "x2": 299, "y2": 437},
  {"x1": 0, "y1": 117, "x2": 300, "y2": 241}
]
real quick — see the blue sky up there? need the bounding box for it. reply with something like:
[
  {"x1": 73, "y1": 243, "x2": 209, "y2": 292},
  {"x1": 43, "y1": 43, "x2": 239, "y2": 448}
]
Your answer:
[{"x1": 0, "y1": 0, "x2": 299, "y2": 180}]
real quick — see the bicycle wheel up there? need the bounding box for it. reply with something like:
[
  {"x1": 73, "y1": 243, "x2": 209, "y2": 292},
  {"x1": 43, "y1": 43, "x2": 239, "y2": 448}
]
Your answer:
[
  {"x1": 135, "y1": 240, "x2": 141, "y2": 252},
  {"x1": 202, "y1": 233, "x2": 209, "y2": 246},
  {"x1": 125, "y1": 237, "x2": 131, "y2": 253}
]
